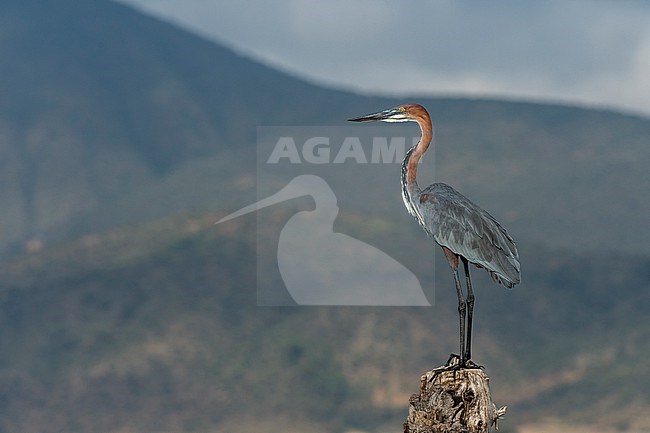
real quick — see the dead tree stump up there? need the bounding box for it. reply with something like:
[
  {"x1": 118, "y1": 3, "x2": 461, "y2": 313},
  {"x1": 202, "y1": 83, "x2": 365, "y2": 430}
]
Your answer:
[{"x1": 403, "y1": 362, "x2": 507, "y2": 433}]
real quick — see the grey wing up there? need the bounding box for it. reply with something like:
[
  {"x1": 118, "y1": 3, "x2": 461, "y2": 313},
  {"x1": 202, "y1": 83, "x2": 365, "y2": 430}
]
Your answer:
[{"x1": 420, "y1": 183, "x2": 521, "y2": 288}]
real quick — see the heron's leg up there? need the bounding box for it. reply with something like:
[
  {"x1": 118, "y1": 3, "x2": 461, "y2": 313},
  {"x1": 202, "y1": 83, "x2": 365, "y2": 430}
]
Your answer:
[
  {"x1": 462, "y1": 258, "x2": 475, "y2": 362},
  {"x1": 442, "y1": 247, "x2": 466, "y2": 365},
  {"x1": 452, "y1": 269, "x2": 466, "y2": 366}
]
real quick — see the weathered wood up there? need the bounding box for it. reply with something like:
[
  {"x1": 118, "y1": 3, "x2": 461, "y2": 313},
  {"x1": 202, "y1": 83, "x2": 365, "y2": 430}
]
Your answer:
[{"x1": 403, "y1": 362, "x2": 506, "y2": 433}]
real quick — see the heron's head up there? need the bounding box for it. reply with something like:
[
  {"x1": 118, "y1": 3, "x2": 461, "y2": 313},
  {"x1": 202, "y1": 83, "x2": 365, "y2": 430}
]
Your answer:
[{"x1": 348, "y1": 103, "x2": 429, "y2": 123}]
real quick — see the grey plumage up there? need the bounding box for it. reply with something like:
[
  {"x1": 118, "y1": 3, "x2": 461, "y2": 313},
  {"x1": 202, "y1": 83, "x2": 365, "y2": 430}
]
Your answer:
[{"x1": 415, "y1": 183, "x2": 520, "y2": 288}]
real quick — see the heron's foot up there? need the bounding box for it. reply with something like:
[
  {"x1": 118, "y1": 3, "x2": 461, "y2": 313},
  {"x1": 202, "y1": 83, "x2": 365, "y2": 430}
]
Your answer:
[
  {"x1": 437, "y1": 354, "x2": 464, "y2": 376},
  {"x1": 463, "y1": 358, "x2": 484, "y2": 370},
  {"x1": 435, "y1": 358, "x2": 466, "y2": 380},
  {"x1": 440, "y1": 354, "x2": 484, "y2": 372},
  {"x1": 445, "y1": 353, "x2": 461, "y2": 366}
]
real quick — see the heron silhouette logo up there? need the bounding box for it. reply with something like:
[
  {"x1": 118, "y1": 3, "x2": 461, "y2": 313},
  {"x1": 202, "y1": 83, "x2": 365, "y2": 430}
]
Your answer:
[{"x1": 218, "y1": 174, "x2": 430, "y2": 306}]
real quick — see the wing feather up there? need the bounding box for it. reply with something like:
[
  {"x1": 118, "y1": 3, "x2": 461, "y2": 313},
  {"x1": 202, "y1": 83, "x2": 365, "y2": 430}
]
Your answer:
[{"x1": 419, "y1": 183, "x2": 521, "y2": 287}]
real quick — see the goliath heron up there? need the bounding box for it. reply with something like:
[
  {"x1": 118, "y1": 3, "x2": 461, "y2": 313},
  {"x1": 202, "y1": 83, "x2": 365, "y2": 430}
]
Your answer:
[{"x1": 349, "y1": 104, "x2": 520, "y2": 368}]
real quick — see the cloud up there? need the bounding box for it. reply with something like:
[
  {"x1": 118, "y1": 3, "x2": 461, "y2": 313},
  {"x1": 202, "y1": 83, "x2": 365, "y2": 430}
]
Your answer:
[
  {"x1": 286, "y1": 0, "x2": 392, "y2": 44},
  {"x1": 120, "y1": 0, "x2": 650, "y2": 116}
]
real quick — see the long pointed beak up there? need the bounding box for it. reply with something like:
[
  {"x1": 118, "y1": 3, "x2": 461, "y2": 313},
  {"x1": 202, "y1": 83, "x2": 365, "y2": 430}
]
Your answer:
[
  {"x1": 216, "y1": 181, "x2": 310, "y2": 224},
  {"x1": 348, "y1": 108, "x2": 398, "y2": 122}
]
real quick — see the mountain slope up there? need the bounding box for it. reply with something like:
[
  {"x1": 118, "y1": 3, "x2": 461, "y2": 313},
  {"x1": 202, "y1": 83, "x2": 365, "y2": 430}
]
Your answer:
[
  {"x1": 1, "y1": 2, "x2": 649, "y2": 433},
  {"x1": 0, "y1": 0, "x2": 354, "y2": 255},
  {"x1": 1, "y1": 0, "x2": 650, "y2": 258},
  {"x1": 0, "y1": 212, "x2": 649, "y2": 433}
]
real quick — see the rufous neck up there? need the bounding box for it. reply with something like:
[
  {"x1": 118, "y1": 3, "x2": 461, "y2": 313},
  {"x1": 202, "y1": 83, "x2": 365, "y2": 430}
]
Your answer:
[{"x1": 405, "y1": 114, "x2": 433, "y2": 186}]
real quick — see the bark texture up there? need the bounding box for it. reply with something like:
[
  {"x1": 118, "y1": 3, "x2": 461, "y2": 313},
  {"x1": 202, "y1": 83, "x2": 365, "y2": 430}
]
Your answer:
[{"x1": 403, "y1": 364, "x2": 506, "y2": 433}]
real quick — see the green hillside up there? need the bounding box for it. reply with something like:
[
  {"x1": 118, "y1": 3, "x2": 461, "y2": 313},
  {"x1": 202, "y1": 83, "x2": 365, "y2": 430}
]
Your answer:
[
  {"x1": 1, "y1": 0, "x2": 649, "y2": 257},
  {"x1": 0, "y1": 212, "x2": 648, "y2": 433},
  {"x1": 1, "y1": 1, "x2": 649, "y2": 432},
  {"x1": 0, "y1": 0, "x2": 334, "y2": 254}
]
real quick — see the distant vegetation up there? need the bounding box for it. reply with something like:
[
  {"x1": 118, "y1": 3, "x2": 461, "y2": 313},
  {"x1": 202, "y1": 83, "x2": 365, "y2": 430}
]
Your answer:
[
  {"x1": 0, "y1": 0, "x2": 649, "y2": 432},
  {"x1": 0, "y1": 212, "x2": 648, "y2": 432},
  {"x1": 1, "y1": 0, "x2": 649, "y2": 258}
]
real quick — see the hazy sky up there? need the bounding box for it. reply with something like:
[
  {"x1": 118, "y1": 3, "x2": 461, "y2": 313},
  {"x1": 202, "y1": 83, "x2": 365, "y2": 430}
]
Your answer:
[{"x1": 120, "y1": 0, "x2": 650, "y2": 117}]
